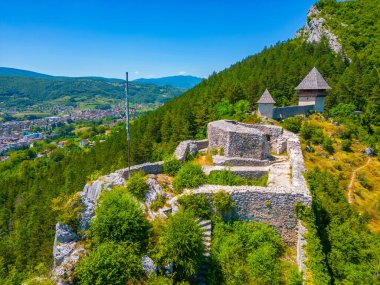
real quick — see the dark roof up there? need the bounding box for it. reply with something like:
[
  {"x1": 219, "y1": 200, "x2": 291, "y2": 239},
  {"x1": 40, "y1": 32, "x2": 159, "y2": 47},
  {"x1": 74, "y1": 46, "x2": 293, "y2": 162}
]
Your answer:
[
  {"x1": 295, "y1": 67, "x2": 332, "y2": 90},
  {"x1": 257, "y1": 89, "x2": 276, "y2": 104}
]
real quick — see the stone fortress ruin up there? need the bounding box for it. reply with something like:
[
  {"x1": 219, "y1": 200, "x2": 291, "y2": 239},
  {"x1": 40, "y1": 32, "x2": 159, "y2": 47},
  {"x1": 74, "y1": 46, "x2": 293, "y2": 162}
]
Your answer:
[
  {"x1": 51, "y1": 69, "x2": 331, "y2": 283},
  {"x1": 175, "y1": 120, "x2": 311, "y2": 272}
]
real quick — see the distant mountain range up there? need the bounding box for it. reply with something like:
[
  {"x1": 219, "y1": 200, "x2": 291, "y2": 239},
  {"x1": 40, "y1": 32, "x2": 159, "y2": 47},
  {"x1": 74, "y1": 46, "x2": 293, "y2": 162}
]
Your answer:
[
  {"x1": 0, "y1": 67, "x2": 203, "y2": 89},
  {"x1": 133, "y1": 75, "x2": 203, "y2": 89}
]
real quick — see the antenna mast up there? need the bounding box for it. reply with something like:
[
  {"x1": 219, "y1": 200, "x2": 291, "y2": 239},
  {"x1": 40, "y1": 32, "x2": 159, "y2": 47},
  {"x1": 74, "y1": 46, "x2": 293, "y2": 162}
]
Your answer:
[{"x1": 125, "y1": 72, "x2": 131, "y2": 178}]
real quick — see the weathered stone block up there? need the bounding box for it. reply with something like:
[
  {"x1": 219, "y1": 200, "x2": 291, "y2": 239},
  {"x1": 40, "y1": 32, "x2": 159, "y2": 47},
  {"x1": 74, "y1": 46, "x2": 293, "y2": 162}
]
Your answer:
[{"x1": 208, "y1": 120, "x2": 270, "y2": 160}]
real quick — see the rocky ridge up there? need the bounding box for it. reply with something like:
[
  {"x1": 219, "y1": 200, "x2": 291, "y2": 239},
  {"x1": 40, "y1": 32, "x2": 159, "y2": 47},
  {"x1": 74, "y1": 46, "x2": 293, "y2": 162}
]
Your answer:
[
  {"x1": 51, "y1": 162, "x2": 178, "y2": 285},
  {"x1": 296, "y1": 5, "x2": 348, "y2": 59}
]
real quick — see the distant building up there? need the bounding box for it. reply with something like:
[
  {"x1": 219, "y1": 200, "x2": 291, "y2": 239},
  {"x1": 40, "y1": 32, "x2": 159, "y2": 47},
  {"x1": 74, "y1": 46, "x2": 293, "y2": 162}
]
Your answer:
[
  {"x1": 257, "y1": 67, "x2": 331, "y2": 119},
  {"x1": 257, "y1": 89, "x2": 276, "y2": 118}
]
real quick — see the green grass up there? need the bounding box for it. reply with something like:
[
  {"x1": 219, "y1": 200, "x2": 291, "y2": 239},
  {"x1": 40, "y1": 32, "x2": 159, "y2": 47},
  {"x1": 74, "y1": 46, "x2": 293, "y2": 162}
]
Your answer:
[{"x1": 208, "y1": 170, "x2": 268, "y2": 187}]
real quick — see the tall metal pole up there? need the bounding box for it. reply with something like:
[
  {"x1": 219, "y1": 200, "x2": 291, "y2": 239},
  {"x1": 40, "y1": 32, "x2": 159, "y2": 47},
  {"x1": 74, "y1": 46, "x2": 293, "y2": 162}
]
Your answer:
[{"x1": 125, "y1": 72, "x2": 131, "y2": 178}]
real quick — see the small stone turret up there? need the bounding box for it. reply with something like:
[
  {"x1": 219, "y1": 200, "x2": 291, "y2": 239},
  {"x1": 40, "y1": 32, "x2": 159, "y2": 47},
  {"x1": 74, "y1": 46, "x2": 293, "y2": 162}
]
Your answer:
[
  {"x1": 257, "y1": 89, "x2": 276, "y2": 118},
  {"x1": 295, "y1": 67, "x2": 331, "y2": 113}
]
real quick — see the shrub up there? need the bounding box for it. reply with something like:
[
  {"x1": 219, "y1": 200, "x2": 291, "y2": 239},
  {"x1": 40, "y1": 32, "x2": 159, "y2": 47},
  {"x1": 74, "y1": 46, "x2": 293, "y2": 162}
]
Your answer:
[
  {"x1": 51, "y1": 193, "x2": 83, "y2": 231},
  {"x1": 208, "y1": 169, "x2": 244, "y2": 185},
  {"x1": 212, "y1": 191, "x2": 234, "y2": 213},
  {"x1": 300, "y1": 122, "x2": 324, "y2": 144},
  {"x1": 358, "y1": 174, "x2": 372, "y2": 190},
  {"x1": 150, "y1": 195, "x2": 166, "y2": 212},
  {"x1": 247, "y1": 243, "x2": 282, "y2": 285},
  {"x1": 163, "y1": 160, "x2": 183, "y2": 176},
  {"x1": 158, "y1": 210, "x2": 204, "y2": 281},
  {"x1": 75, "y1": 241, "x2": 142, "y2": 285},
  {"x1": 322, "y1": 137, "x2": 335, "y2": 154},
  {"x1": 282, "y1": 116, "x2": 304, "y2": 133},
  {"x1": 126, "y1": 170, "x2": 149, "y2": 200},
  {"x1": 341, "y1": 139, "x2": 352, "y2": 152},
  {"x1": 178, "y1": 194, "x2": 211, "y2": 219},
  {"x1": 173, "y1": 163, "x2": 206, "y2": 194},
  {"x1": 208, "y1": 169, "x2": 267, "y2": 187},
  {"x1": 210, "y1": 221, "x2": 283, "y2": 285},
  {"x1": 286, "y1": 267, "x2": 303, "y2": 285},
  {"x1": 329, "y1": 103, "x2": 356, "y2": 119},
  {"x1": 90, "y1": 189, "x2": 150, "y2": 247}
]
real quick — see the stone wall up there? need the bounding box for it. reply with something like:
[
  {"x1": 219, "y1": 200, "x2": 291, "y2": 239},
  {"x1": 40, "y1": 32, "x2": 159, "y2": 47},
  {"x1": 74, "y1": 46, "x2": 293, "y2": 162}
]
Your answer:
[
  {"x1": 116, "y1": 161, "x2": 164, "y2": 179},
  {"x1": 174, "y1": 139, "x2": 209, "y2": 161},
  {"x1": 273, "y1": 105, "x2": 315, "y2": 120},
  {"x1": 189, "y1": 185, "x2": 311, "y2": 245},
  {"x1": 208, "y1": 120, "x2": 271, "y2": 160}
]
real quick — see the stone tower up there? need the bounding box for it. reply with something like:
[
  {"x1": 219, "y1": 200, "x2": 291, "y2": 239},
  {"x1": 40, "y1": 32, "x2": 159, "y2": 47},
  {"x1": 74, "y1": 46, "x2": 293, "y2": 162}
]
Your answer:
[
  {"x1": 295, "y1": 67, "x2": 331, "y2": 113},
  {"x1": 257, "y1": 89, "x2": 276, "y2": 118}
]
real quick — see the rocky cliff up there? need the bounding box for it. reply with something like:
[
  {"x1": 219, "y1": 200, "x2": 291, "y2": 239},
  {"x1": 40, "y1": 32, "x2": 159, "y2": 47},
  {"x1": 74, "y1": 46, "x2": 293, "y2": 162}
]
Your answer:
[{"x1": 296, "y1": 5, "x2": 347, "y2": 59}]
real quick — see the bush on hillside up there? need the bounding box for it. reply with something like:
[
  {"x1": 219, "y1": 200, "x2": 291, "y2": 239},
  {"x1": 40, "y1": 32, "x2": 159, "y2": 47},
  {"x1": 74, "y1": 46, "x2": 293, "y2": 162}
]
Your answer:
[
  {"x1": 150, "y1": 194, "x2": 166, "y2": 212},
  {"x1": 212, "y1": 191, "x2": 235, "y2": 213},
  {"x1": 300, "y1": 122, "x2": 324, "y2": 144},
  {"x1": 51, "y1": 193, "x2": 83, "y2": 231},
  {"x1": 126, "y1": 170, "x2": 149, "y2": 200},
  {"x1": 173, "y1": 163, "x2": 206, "y2": 194},
  {"x1": 329, "y1": 103, "x2": 356, "y2": 119},
  {"x1": 341, "y1": 139, "x2": 352, "y2": 152},
  {"x1": 158, "y1": 210, "x2": 204, "y2": 281},
  {"x1": 90, "y1": 189, "x2": 150, "y2": 247},
  {"x1": 163, "y1": 159, "x2": 183, "y2": 176},
  {"x1": 75, "y1": 241, "x2": 142, "y2": 285},
  {"x1": 209, "y1": 221, "x2": 283, "y2": 285},
  {"x1": 323, "y1": 137, "x2": 335, "y2": 154},
  {"x1": 247, "y1": 243, "x2": 282, "y2": 285},
  {"x1": 282, "y1": 116, "x2": 304, "y2": 133},
  {"x1": 177, "y1": 194, "x2": 211, "y2": 219}
]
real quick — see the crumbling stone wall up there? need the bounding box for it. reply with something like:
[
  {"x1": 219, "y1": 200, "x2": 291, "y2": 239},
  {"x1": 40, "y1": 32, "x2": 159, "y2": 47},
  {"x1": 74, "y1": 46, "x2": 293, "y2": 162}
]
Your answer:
[
  {"x1": 174, "y1": 139, "x2": 209, "y2": 161},
  {"x1": 190, "y1": 185, "x2": 311, "y2": 245}
]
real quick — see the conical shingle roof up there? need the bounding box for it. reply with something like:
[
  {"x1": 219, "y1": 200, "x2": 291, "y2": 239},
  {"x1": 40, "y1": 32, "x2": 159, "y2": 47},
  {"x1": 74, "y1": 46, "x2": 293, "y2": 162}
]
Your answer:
[
  {"x1": 295, "y1": 67, "x2": 331, "y2": 90},
  {"x1": 257, "y1": 89, "x2": 276, "y2": 104}
]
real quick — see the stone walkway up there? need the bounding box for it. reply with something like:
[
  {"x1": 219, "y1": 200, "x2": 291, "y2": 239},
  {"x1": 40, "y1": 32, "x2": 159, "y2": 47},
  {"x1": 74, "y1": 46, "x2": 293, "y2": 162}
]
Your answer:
[
  {"x1": 268, "y1": 161, "x2": 292, "y2": 187},
  {"x1": 196, "y1": 219, "x2": 212, "y2": 285}
]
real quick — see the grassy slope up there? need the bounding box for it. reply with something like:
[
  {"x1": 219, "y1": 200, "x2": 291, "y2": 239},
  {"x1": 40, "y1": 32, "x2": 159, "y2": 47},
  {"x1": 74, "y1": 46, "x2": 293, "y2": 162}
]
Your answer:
[{"x1": 302, "y1": 115, "x2": 380, "y2": 233}]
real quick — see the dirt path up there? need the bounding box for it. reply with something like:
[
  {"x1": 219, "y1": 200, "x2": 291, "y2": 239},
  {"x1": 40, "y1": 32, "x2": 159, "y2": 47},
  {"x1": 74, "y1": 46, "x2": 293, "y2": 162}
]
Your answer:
[{"x1": 348, "y1": 157, "x2": 372, "y2": 204}]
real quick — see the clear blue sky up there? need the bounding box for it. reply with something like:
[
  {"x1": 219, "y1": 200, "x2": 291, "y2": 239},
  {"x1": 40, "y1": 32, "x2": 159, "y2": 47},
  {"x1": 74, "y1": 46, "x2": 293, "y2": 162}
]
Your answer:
[{"x1": 0, "y1": 0, "x2": 316, "y2": 80}]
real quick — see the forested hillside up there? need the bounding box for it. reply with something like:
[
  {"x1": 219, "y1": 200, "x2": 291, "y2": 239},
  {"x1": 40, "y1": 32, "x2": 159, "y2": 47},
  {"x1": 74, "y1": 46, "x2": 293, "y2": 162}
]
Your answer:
[
  {"x1": 0, "y1": 76, "x2": 183, "y2": 109},
  {"x1": 1, "y1": 0, "x2": 380, "y2": 284}
]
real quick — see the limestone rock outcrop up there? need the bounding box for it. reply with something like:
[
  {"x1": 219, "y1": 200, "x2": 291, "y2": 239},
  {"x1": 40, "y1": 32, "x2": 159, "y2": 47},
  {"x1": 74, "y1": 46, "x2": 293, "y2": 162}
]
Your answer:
[
  {"x1": 296, "y1": 5, "x2": 347, "y2": 58},
  {"x1": 53, "y1": 224, "x2": 79, "y2": 267}
]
